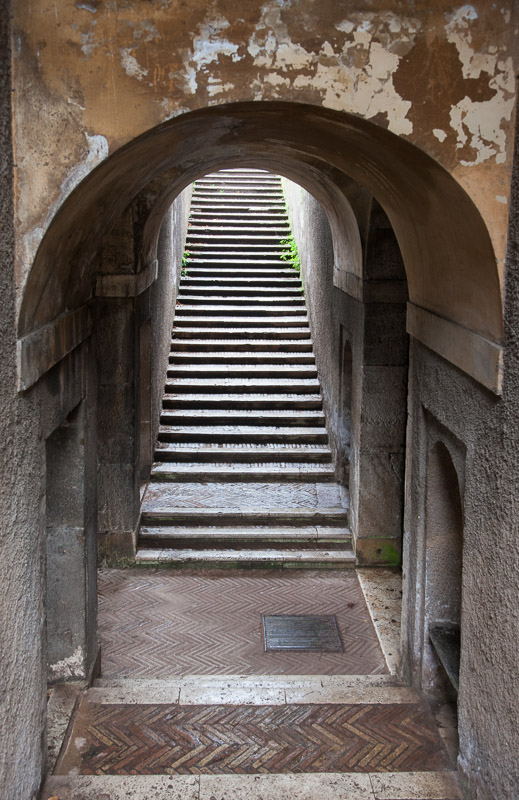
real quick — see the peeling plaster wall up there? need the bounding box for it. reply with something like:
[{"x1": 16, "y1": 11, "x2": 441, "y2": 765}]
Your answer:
[{"x1": 12, "y1": 0, "x2": 517, "y2": 302}]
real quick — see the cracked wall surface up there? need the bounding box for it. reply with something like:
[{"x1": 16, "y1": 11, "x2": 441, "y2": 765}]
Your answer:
[{"x1": 12, "y1": 0, "x2": 517, "y2": 305}]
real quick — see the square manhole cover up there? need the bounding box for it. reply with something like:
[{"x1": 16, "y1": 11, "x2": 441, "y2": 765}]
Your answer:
[{"x1": 262, "y1": 614, "x2": 344, "y2": 653}]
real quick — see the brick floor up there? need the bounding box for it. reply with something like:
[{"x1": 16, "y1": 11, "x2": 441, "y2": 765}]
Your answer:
[
  {"x1": 58, "y1": 699, "x2": 450, "y2": 776},
  {"x1": 98, "y1": 569, "x2": 387, "y2": 677}
]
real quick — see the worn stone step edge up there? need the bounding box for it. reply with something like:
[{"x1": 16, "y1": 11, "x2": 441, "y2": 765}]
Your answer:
[
  {"x1": 141, "y1": 508, "x2": 348, "y2": 525},
  {"x1": 150, "y1": 466, "x2": 335, "y2": 482},
  {"x1": 176, "y1": 296, "x2": 305, "y2": 305},
  {"x1": 166, "y1": 366, "x2": 317, "y2": 377},
  {"x1": 169, "y1": 353, "x2": 314, "y2": 363},
  {"x1": 170, "y1": 340, "x2": 313, "y2": 351},
  {"x1": 155, "y1": 447, "x2": 331, "y2": 463},
  {"x1": 134, "y1": 548, "x2": 355, "y2": 567},
  {"x1": 164, "y1": 380, "x2": 319, "y2": 393},
  {"x1": 170, "y1": 330, "x2": 311, "y2": 341}
]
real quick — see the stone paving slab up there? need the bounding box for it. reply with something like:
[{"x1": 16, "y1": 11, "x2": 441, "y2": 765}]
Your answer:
[
  {"x1": 142, "y1": 481, "x2": 343, "y2": 510},
  {"x1": 42, "y1": 772, "x2": 462, "y2": 800}
]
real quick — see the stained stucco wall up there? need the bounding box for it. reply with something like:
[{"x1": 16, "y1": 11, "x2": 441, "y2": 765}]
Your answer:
[{"x1": 12, "y1": 0, "x2": 517, "y2": 303}]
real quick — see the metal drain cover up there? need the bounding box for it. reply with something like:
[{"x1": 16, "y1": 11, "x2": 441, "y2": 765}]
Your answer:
[{"x1": 262, "y1": 614, "x2": 344, "y2": 652}]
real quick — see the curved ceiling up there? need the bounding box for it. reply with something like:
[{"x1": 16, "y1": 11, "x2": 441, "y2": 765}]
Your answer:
[{"x1": 19, "y1": 101, "x2": 502, "y2": 343}]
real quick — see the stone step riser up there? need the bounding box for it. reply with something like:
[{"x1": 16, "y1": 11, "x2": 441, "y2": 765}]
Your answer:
[
  {"x1": 149, "y1": 470, "x2": 335, "y2": 483},
  {"x1": 173, "y1": 321, "x2": 308, "y2": 331},
  {"x1": 164, "y1": 382, "x2": 319, "y2": 394},
  {"x1": 141, "y1": 510, "x2": 348, "y2": 526},
  {"x1": 160, "y1": 412, "x2": 324, "y2": 425},
  {"x1": 157, "y1": 432, "x2": 329, "y2": 444},
  {"x1": 155, "y1": 449, "x2": 331, "y2": 463},
  {"x1": 161, "y1": 401, "x2": 323, "y2": 412},
  {"x1": 140, "y1": 538, "x2": 351, "y2": 551},
  {"x1": 170, "y1": 341, "x2": 312, "y2": 352},
  {"x1": 169, "y1": 354, "x2": 315, "y2": 364},
  {"x1": 170, "y1": 330, "x2": 311, "y2": 340},
  {"x1": 180, "y1": 279, "x2": 302, "y2": 287},
  {"x1": 174, "y1": 307, "x2": 305, "y2": 316},
  {"x1": 166, "y1": 368, "x2": 317, "y2": 379},
  {"x1": 178, "y1": 281, "x2": 303, "y2": 302},
  {"x1": 134, "y1": 549, "x2": 355, "y2": 568},
  {"x1": 176, "y1": 297, "x2": 305, "y2": 306}
]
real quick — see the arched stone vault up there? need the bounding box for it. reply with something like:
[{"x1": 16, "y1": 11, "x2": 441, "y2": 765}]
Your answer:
[{"x1": 18, "y1": 102, "x2": 503, "y2": 392}]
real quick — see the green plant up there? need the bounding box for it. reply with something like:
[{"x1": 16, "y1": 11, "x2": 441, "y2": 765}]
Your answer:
[
  {"x1": 181, "y1": 248, "x2": 190, "y2": 276},
  {"x1": 280, "y1": 235, "x2": 301, "y2": 273}
]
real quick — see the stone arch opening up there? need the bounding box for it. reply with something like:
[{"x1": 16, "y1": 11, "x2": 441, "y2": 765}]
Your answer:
[{"x1": 18, "y1": 102, "x2": 502, "y2": 395}]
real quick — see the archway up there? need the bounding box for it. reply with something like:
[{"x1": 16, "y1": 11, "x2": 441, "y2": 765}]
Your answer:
[{"x1": 19, "y1": 102, "x2": 502, "y2": 395}]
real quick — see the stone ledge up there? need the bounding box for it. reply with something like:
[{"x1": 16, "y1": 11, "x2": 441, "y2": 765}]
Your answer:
[
  {"x1": 17, "y1": 303, "x2": 93, "y2": 391},
  {"x1": 96, "y1": 259, "x2": 158, "y2": 297},
  {"x1": 407, "y1": 303, "x2": 503, "y2": 395}
]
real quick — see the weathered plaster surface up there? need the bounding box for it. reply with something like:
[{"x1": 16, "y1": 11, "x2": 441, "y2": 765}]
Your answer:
[{"x1": 12, "y1": 0, "x2": 517, "y2": 298}]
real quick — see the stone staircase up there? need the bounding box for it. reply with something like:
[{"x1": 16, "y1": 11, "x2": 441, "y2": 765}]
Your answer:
[{"x1": 137, "y1": 168, "x2": 354, "y2": 567}]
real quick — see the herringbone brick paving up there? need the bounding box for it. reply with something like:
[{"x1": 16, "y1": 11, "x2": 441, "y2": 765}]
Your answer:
[
  {"x1": 98, "y1": 569, "x2": 386, "y2": 676},
  {"x1": 59, "y1": 700, "x2": 450, "y2": 776}
]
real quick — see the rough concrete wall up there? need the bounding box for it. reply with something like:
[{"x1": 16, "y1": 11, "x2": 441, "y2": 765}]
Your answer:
[
  {"x1": 0, "y1": 8, "x2": 46, "y2": 797},
  {"x1": 402, "y1": 127, "x2": 519, "y2": 800},
  {"x1": 403, "y1": 336, "x2": 519, "y2": 798},
  {"x1": 283, "y1": 179, "x2": 408, "y2": 563},
  {"x1": 151, "y1": 186, "x2": 193, "y2": 460},
  {"x1": 11, "y1": 0, "x2": 517, "y2": 295},
  {"x1": 281, "y1": 178, "x2": 355, "y2": 470}
]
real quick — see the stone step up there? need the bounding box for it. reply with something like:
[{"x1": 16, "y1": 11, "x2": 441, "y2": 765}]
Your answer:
[
  {"x1": 174, "y1": 305, "x2": 305, "y2": 316},
  {"x1": 161, "y1": 393, "x2": 323, "y2": 410},
  {"x1": 159, "y1": 409, "x2": 325, "y2": 425},
  {"x1": 150, "y1": 463, "x2": 335, "y2": 481},
  {"x1": 183, "y1": 269, "x2": 297, "y2": 280},
  {"x1": 173, "y1": 316, "x2": 309, "y2": 328},
  {"x1": 135, "y1": 547, "x2": 355, "y2": 568},
  {"x1": 169, "y1": 352, "x2": 314, "y2": 364},
  {"x1": 170, "y1": 339, "x2": 312, "y2": 351},
  {"x1": 141, "y1": 507, "x2": 349, "y2": 527},
  {"x1": 188, "y1": 216, "x2": 287, "y2": 225},
  {"x1": 176, "y1": 295, "x2": 305, "y2": 306},
  {"x1": 185, "y1": 262, "x2": 296, "y2": 272},
  {"x1": 157, "y1": 425, "x2": 329, "y2": 443},
  {"x1": 187, "y1": 228, "x2": 288, "y2": 237},
  {"x1": 178, "y1": 286, "x2": 303, "y2": 297},
  {"x1": 155, "y1": 444, "x2": 331, "y2": 462},
  {"x1": 166, "y1": 364, "x2": 317, "y2": 378},
  {"x1": 140, "y1": 523, "x2": 348, "y2": 540},
  {"x1": 193, "y1": 191, "x2": 284, "y2": 200},
  {"x1": 171, "y1": 328, "x2": 311, "y2": 340},
  {"x1": 195, "y1": 179, "x2": 280, "y2": 187},
  {"x1": 186, "y1": 250, "x2": 289, "y2": 258},
  {"x1": 189, "y1": 221, "x2": 288, "y2": 230},
  {"x1": 190, "y1": 197, "x2": 285, "y2": 205},
  {"x1": 139, "y1": 525, "x2": 351, "y2": 547},
  {"x1": 164, "y1": 377, "x2": 319, "y2": 392},
  {"x1": 181, "y1": 276, "x2": 302, "y2": 287}
]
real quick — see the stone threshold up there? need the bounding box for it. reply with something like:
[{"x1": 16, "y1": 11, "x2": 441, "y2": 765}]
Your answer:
[{"x1": 43, "y1": 771, "x2": 462, "y2": 799}]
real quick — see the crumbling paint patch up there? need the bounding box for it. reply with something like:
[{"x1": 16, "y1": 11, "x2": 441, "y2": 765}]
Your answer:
[
  {"x1": 120, "y1": 47, "x2": 148, "y2": 80},
  {"x1": 433, "y1": 129, "x2": 448, "y2": 142},
  {"x1": 247, "y1": 4, "x2": 417, "y2": 136},
  {"x1": 445, "y1": 5, "x2": 515, "y2": 166},
  {"x1": 48, "y1": 646, "x2": 84, "y2": 680},
  {"x1": 190, "y1": 16, "x2": 241, "y2": 70}
]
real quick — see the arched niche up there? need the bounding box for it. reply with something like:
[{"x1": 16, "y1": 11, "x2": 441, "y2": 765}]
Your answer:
[
  {"x1": 424, "y1": 439, "x2": 464, "y2": 697},
  {"x1": 18, "y1": 102, "x2": 503, "y2": 392}
]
